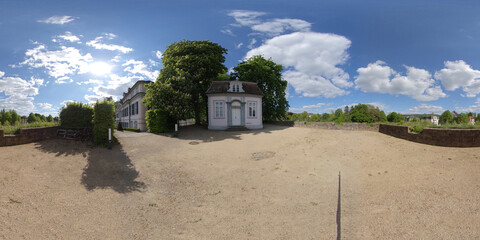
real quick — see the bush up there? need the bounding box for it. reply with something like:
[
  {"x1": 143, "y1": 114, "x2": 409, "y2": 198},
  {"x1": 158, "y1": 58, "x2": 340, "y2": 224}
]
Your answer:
[
  {"x1": 116, "y1": 122, "x2": 124, "y2": 131},
  {"x1": 0, "y1": 122, "x2": 58, "y2": 134},
  {"x1": 93, "y1": 100, "x2": 115, "y2": 147},
  {"x1": 146, "y1": 109, "x2": 175, "y2": 133},
  {"x1": 411, "y1": 125, "x2": 424, "y2": 133},
  {"x1": 60, "y1": 102, "x2": 94, "y2": 128},
  {"x1": 124, "y1": 128, "x2": 140, "y2": 132}
]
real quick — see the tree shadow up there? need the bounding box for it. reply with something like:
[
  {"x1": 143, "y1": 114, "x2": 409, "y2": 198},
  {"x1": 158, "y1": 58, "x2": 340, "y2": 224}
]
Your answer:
[
  {"x1": 34, "y1": 138, "x2": 145, "y2": 193},
  {"x1": 177, "y1": 123, "x2": 291, "y2": 143}
]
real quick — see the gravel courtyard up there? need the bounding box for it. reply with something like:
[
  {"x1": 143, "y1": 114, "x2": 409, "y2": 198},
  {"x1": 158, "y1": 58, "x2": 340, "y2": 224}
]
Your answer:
[{"x1": 1, "y1": 124, "x2": 479, "y2": 239}]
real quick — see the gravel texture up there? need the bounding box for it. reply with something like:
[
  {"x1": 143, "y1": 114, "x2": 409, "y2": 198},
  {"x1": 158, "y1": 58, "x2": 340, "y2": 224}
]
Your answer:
[{"x1": 1, "y1": 124, "x2": 479, "y2": 239}]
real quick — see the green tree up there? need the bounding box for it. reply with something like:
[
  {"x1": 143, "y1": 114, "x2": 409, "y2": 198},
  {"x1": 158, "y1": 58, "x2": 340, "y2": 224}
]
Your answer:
[
  {"x1": 439, "y1": 110, "x2": 454, "y2": 124},
  {"x1": 27, "y1": 112, "x2": 39, "y2": 123},
  {"x1": 387, "y1": 112, "x2": 405, "y2": 123},
  {"x1": 455, "y1": 113, "x2": 469, "y2": 124},
  {"x1": 0, "y1": 109, "x2": 6, "y2": 125},
  {"x1": 321, "y1": 113, "x2": 331, "y2": 122},
  {"x1": 9, "y1": 110, "x2": 20, "y2": 125},
  {"x1": 232, "y1": 55, "x2": 289, "y2": 121},
  {"x1": 145, "y1": 40, "x2": 227, "y2": 125},
  {"x1": 349, "y1": 104, "x2": 373, "y2": 123},
  {"x1": 334, "y1": 108, "x2": 344, "y2": 124},
  {"x1": 46, "y1": 115, "x2": 54, "y2": 122},
  {"x1": 310, "y1": 113, "x2": 320, "y2": 122}
]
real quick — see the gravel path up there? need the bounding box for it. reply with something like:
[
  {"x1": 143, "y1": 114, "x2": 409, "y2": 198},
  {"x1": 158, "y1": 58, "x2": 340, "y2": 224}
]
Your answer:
[{"x1": 1, "y1": 124, "x2": 479, "y2": 239}]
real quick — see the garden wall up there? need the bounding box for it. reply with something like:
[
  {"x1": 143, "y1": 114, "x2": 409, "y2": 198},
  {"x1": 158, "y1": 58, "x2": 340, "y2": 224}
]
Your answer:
[
  {"x1": 293, "y1": 122, "x2": 380, "y2": 131},
  {"x1": 378, "y1": 124, "x2": 480, "y2": 147},
  {"x1": 0, "y1": 126, "x2": 59, "y2": 147}
]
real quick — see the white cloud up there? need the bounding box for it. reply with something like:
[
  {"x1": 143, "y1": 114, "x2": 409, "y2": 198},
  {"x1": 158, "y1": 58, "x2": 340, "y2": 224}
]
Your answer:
[
  {"x1": 0, "y1": 72, "x2": 41, "y2": 115},
  {"x1": 111, "y1": 55, "x2": 122, "y2": 63},
  {"x1": 406, "y1": 104, "x2": 444, "y2": 114},
  {"x1": 455, "y1": 98, "x2": 480, "y2": 113},
  {"x1": 355, "y1": 61, "x2": 447, "y2": 101},
  {"x1": 37, "y1": 16, "x2": 77, "y2": 24},
  {"x1": 289, "y1": 102, "x2": 332, "y2": 113},
  {"x1": 84, "y1": 74, "x2": 142, "y2": 103},
  {"x1": 236, "y1": 43, "x2": 244, "y2": 49},
  {"x1": 247, "y1": 38, "x2": 257, "y2": 49},
  {"x1": 60, "y1": 100, "x2": 75, "y2": 107},
  {"x1": 37, "y1": 102, "x2": 54, "y2": 111},
  {"x1": 55, "y1": 31, "x2": 81, "y2": 42},
  {"x1": 434, "y1": 60, "x2": 480, "y2": 97},
  {"x1": 227, "y1": 10, "x2": 266, "y2": 27},
  {"x1": 155, "y1": 50, "x2": 162, "y2": 59},
  {"x1": 18, "y1": 44, "x2": 92, "y2": 80},
  {"x1": 227, "y1": 10, "x2": 310, "y2": 37},
  {"x1": 246, "y1": 32, "x2": 352, "y2": 98},
  {"x1": 251, "y1": 18, "x2": 311, "y2": 36},
  {"x1": 122, "y1": 59, "x2": 158, "y2": 79},
  {"x1": 221, "y1": 28, "x2": 235, "y2": 36},
  {"x1": 283, "y1": 71, "x2": 347, "y2": 98},
  {"x1": 86, "y1": 33, "x2": 133, "y2": 53},
  {"x1": 76, "y1": 79, "x2": 103, "y2": 85}
]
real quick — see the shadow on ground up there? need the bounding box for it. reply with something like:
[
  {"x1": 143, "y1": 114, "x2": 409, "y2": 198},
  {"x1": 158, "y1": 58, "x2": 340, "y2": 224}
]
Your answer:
[
  {"x1": 34, "y1": 138, "x2": 145, "y2": 193},
  {"x1": 176, "y1": 123, "x2": 291, "y2": 143}
]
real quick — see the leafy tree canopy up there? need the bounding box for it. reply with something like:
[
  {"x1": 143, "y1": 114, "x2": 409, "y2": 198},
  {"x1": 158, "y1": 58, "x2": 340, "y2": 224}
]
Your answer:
[
  {"x1": 232, "y1": 55, "x2": 289, "y2": 121},
  {"x1": 144, "y1": 40, "x2": 227, "y2": 125},
  {"x1": 439, "y1": 110, "x2": 454, "y2": 124}
]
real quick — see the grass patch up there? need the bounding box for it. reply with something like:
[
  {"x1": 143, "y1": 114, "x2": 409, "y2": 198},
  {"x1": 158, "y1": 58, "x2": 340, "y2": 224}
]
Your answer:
[{"x1": 0, "y1": 122, "x2": 59, "y2": 134}]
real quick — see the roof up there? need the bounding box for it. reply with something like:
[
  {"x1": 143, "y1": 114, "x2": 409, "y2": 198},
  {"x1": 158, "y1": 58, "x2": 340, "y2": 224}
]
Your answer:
[{"x1": 206, "y1": 81, "x2": 263, "y2": 96}]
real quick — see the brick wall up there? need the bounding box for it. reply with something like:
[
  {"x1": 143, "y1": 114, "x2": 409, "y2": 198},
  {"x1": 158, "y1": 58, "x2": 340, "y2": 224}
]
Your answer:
[
  {"x1": 378, "y1": 124, "x2": 480, "y2": 147},
  {"x1": 0, "y1": 126, "x2": 59, "y2": 147}
]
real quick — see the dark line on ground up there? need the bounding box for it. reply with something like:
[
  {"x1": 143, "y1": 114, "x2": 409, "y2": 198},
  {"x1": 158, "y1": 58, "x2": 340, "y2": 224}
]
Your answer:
[{"x1": 336, "y1": 171, "x2": 341, "y2": 240}]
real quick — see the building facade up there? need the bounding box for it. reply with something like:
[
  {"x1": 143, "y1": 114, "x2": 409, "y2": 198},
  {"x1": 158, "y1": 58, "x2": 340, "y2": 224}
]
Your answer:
[
  {"x1": 115, "y1": 80, "x2": 152, "y2": 131},
  {"x1": 206, "y1": 80, "x2": 263, "y2": 130}
]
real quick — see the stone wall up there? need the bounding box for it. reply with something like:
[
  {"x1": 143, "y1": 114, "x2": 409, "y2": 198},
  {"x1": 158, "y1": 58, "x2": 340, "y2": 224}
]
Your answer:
[
  {"x1": 0, "y1": 126, "x2": 59, "y2": 147},
  {"x1": 293, "y1": 122, "x2": 380, "y2": 131},
  {"x1": 378, "y1": 124, "x2": 480, "y2": 147}
]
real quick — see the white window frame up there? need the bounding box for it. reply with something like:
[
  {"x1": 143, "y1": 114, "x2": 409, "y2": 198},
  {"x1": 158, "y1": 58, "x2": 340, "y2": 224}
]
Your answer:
[
  {"x1": 248, "y1": 101, "x2": 257, "y2": 118},
  {"x1": 214, "y1": 101, "x2": 225, "y2": 119}
]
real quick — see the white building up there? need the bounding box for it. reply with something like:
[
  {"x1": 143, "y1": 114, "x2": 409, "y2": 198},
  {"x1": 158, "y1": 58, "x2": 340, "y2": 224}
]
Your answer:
[
  {"x1": 431, "y1": 115, "x2": 439, "y2": 125},
  {"x1": 206, "y1": 80, "x2": 263, "y2": 130},
  {"x1": 115, "y1": 80, "x2": 152, "y2": 131}
]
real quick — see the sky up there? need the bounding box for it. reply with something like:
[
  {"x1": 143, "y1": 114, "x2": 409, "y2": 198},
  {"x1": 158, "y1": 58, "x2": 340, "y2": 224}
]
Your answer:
[{"x1": 1, "y1": 0, "x2": 480, "y2": 117}]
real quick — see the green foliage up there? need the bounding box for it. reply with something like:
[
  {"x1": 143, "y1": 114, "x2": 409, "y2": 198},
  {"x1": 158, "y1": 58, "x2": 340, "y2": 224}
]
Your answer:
[
  {"x1": 145, "y1": 109, "x2": 175, "y2": 133},
  {"x1": 349, "y1": 104, "x2": 373, "y2": 123},
  {"x1": 46, "y1": 115, "x2": 54, "y2": 122},
  {"x1": 411, "y1": 125, "x2": 424, "y2": 133},
  {"x1": 439, "y1": 110, "x2": 454, "y2": 124},
  {"x1": 123, "y1": 128, "x2": 140, "y2": 132},
  {"x1": 93, "y1": 100, "x2": 115, "y2": 147},
  {"x1": 310, "y1": 114, "x2": 320, "y2": 122},
  {"x1": 232, "y1": 55, "x2": 289, "y2": 121},
  {"x1": 116, "y1": 122, "x2": 124, "y2": 131},
  {"x1": 0, "y1": 109, "x2": 21, "y2": 125},
  {"x1": 144, "y1": 82, "x2": 192, "y2": 121},
  {"x1": 59, "y1": 102, "x2": 94, "y2": 128},
  {"x1": 145, "y1": 40, "x2": 227, "y2": 125},
  {"x1": 334, "y1": 108, "x2": 344, "y2": 124},
  {"x1": 0, "y1": 122, "x2": 58, "y2": 134},
  {"x1": 387, "y1": 112, "x2": 405, "y2": 123},
  {"x1": 321, "y1": 113, "x2": 331, "y2": 122},
  {"x1": 27, "y1": 112, "x2": 39, "y2": 123},
  {"x1": 455, "y1": 113, "x2": 469, "y2": 124}
]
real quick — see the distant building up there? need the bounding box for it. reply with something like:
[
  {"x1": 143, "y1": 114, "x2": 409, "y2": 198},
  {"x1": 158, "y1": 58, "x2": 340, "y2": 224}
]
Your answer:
[
  {"x1": 115, "y1": 80, "x2": 152, "y2": 131},
  {"x1": 469, "y1": 116, "x2": 475, "y2": 125},
  {"x1": 422, "y1": 115, "x2": 439, "y2": 125},
  {"x1": 20, "y1": 116, "x2": 27, "y2": 124},
  {"x1": 206, "y1": 80, "x2": 263, "y2": 130}
]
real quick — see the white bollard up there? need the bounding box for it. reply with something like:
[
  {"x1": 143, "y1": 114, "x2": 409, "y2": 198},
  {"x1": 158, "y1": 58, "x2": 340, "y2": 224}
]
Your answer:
[{"x1": 108, "y1": 128, "x2": 112, "y2": 149}]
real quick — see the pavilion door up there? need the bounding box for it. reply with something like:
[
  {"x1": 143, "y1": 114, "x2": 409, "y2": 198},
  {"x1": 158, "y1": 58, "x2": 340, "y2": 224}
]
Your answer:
[{"x1": 232, "y1": 108, "x2": 241, "y2": 126}]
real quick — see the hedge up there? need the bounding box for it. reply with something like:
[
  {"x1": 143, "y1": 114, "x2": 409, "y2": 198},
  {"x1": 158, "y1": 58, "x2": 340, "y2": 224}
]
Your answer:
[
  {"x1": 59, "y1": 102, "x2": 94, "y2": 128},
  {"x1": 93, "y1": 100, "x2": 115, "y2": 146},
  {"x1": 146, "y1": 109, "x2": 175, "y2": 133}
]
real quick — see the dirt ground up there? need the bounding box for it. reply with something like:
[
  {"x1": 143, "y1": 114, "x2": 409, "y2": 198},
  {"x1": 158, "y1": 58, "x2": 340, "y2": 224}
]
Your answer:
[{"x1": 1, "y1": 124, "x2": 479, "y2": 239}]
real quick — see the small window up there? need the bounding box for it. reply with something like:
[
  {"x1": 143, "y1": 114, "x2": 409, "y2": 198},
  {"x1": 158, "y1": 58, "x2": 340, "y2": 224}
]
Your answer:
[
  {"x1": 248, "y1": 102, "x2": 257, "y2": 118},
  {"x1": 214, "y1": 101, "x2": 224, "y2": 118},
  {"x1": 136, "y1": 102, "x2": 139, "y2": 115}
]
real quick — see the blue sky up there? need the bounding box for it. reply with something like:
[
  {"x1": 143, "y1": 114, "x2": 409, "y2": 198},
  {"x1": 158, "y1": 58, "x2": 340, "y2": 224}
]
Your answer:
[{"x1": 1, "y1": 0, "x2": 480, "y2": 117}]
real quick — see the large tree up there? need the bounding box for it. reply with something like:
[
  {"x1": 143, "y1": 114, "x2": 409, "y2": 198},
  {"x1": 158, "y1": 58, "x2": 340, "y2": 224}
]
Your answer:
[
  {"x1": 232, "y1": 55, "x2": 289, "y2": 121},
  {"x1": 145, "y1": 40, "x2": 227, "y2": 125}
]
